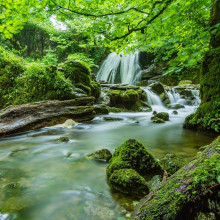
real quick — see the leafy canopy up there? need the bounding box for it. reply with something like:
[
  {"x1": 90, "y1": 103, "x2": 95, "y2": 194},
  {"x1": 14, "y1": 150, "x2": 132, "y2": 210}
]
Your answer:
[{"x1": 0, "y1": 0, "x2": 215, "y2": 73}]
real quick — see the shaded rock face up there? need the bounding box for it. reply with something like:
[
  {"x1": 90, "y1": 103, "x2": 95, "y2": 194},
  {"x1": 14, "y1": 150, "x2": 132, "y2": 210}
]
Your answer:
[
  {"x1": 0, "y1": 97, "x2": 95, "y2": 137},
  {"x1": 159, "y1": 154, "x2": 186, "y2": 175},
  {"x1": 106, "y1": 139, "x2": 163, "y2": 196},
  {"x1": 97, "y1": 84, "x2": 150, "y2": 112},
  {"x1": 87, "y1": 149, "x2": 112, "y2": 163},
  {"x1": 138, "y1": 52, "x2": 154, "y2": 69}
]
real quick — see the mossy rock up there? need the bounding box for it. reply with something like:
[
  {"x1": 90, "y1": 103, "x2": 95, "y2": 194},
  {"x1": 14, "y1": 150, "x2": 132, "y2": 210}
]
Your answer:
[
  {"x1": 172, "y1": 110, "x2": 178, "y2": 115},
  {"x1": 56, "y1": 137, "x2": 70, "y2": 142},
  {"x1": 178, "y1": 80, "x2": 192, "y2": 85},
  {"x1": 103, "y1": 117, "x2": 123, "y2": 121},
  {"x1": 149, "y1": 82, "x2": 165, "y2": 95},
  {"x1": 153, "y1": 112, "x2": 169, "y2": 121},
  {"x1": 87, "y1": 149, "x2": 112, "y2": 162},
  {"x1": 159, "y1": 154, "x2": 186, "y2": 174},
  {"x1": 151, "y1": 116, "x2": 165, "y2": 123},
  {"x1": 109, "y1": 169, "x2": 149, "y2": 196},
  {"x1": 107, "y1": 139, "x2": 163, "y2": 181}
]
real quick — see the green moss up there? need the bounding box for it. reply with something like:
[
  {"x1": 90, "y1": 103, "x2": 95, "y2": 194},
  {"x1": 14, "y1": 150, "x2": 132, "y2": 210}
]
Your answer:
[
  {"x1": 133, "y1": 137, "x2": 220, "y2": 219},
  {"x1": 184, "y1": 47, "x2": 220, "y2": 133},
  {"x1": 152, "y1": 112, "x2": 169, "y2": 121},
  {"x1": 109, "y1": 169, "x2": 149, "y2": 196},
  {"x1": 151, "y1": 117, "x2": 165, "y2": 123},
  {"x1": 87, "y1": 149, "x2": 112, "y2": 162},
  {"x1": 107, "y1": 139, "x2": 163, "y2": 180},
  {"x1": 159, "y1": 154, "x2": 186, "y2": 175}
]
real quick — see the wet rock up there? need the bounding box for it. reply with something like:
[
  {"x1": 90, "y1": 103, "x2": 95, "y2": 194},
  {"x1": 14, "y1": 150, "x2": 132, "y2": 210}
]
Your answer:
[
  {"x1": 103, "y1": 117, "x2": 123, "y2": 121},
  {"x1": 107, "y1": 139, "x2": 163, "y2": 181},
  {"x1": 172, "y1": 110, "x2": 178, "y2": 115},
  {"x1": 149, "y1": 82, "x2": 165, "y2": 95},
  {"x1": 56, "y1": 137, "x2": 69, "y2": 142},
  {"x1": 151, "y1": 117, "x2": 165, "y2": 123},
  {"x1": 154, "y1": 112, "x2": 169, "y2": 121},
  {"x1": 87, "y1": 149, "x2": 112, "y2": 162},
  {"x1": 107, "y1": 107, "x2": 122, "y2": 113},
  {"x1": 109, "y1": 169, "x2": 149, "y2": 196},
  {"x1": 94, "y1": 104, "x2": 109, "y2": 115},
  {"x1": 0, "y1": 97, "x2": 95, "y2": 137},
  {"x1": 53, "y1": 119, "x2": 77, "y2": 127},
  {"x1": 171, "y1": 104, "x2": 185, "y2": 109},
  {"x1": 159, "y1": 154, "x2": 186, "y2": 174},
  {"x1": 153, "y1": 111, "x2": 157, "y2": 115}
]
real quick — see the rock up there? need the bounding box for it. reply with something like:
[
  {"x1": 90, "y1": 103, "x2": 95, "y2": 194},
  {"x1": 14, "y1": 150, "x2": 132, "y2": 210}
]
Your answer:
[
  {"x1": 151, "y1": 117, "x2": 165, "y2": 123},
  {"x1": 103, "y1": 117, "x2": 123, "y2": 121},
  {"x1": 141, "y1": 63, "x2": 163, "y2": 80},
  {"x1": 138, "y1": 52, "x2": 154, "y2": 69},
  {"x1": 153, "y1": 111, "x2": 157, "y2": 115},
  {"x1": 87, "y1": 149, "x2": 112, "y2": 162},
  {"x1": 159, "y1": 154, "x2": 186, "y2": 175},
  {"x1": 172, "y1": 110, "x2": 178, "y2": 115},
  {"x1": 53, "y1": 119, "x2": 76, "y2": 127},
  {"x1": 0, "y1": 97, "x2": 95, "y2": 137},
  {"x1": 109, "y1": 169, "x2": 149, "y2": 196},
  {"x1": 107, "y1": 139, "x2": 163, "y2": 181},
  {"x1": 153, "y1": 112, "x2": 169, "y2": 121},
  {"x1": 56, "y1": 137, "x2": 69, "y2": 142},
  {"x1": 178, "y1": 80, "x2": 192, "y2": 85},
  {"x1": 149, "y1": 82, "x2": 165, "y2": 95},
  {"x1": 107, "y1": 107, "x2": 122, "y2": 113},
  {"x1": 94, "y1": 104, "x2": 109, "y2": 115},
  {"x1": 171, "y1": 104, "x2": 185, "y2": 109}
]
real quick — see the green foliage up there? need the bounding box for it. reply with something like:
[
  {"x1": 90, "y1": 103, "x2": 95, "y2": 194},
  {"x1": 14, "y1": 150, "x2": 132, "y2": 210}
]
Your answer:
[
  {"x1": 67, "y1": 53, "x2": 97, "y2": 70},
  {"x1": 40, "y1": 47, "x2": 58, "y2": 65}
]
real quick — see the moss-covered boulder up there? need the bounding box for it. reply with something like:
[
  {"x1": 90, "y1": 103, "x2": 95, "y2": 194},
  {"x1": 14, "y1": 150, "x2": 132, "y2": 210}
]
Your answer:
[
  {"x1": 178, "y1": 80, "x2": 192, "y2": 86},
  {"x1": 107, "y1": 88, "x2": 147, "y2": 111},
  {"x1": 107, "y1": 139, "x2": 163, "y2": 180},
  {"x1": 159, "y1": 154, "x2": 186, "y2": 175},
  {"x1": 87, "y1": 149, "x2": 112, "y2": 162},
  {"x1": 109, "y1": 169, "x2": 149, "y2": 196},
  {"x1": 149, "y1": 82, "x2": 165, "y2": 95},
  {"x1": 151, "y1": 117, "x2": 165, "y2": 123},
  {"x1": 153, "y1": 112, "x2": 169, "y2": 121},
  {"x1": 60, "y1": 60, "x2": 101, "y2": 99}
]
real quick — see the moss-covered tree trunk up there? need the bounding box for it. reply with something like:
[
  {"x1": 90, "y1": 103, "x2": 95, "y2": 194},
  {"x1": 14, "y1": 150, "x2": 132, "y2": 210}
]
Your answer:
[
  {"x1": 184, "y1": 0, "x2": 220, "y2": 133},
  {"x1": 132, "y1": 137, "x2": 220, "y2": 220}
]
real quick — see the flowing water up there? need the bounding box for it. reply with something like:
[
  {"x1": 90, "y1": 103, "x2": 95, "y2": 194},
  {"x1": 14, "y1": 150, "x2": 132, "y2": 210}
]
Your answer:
[
  {"x1": 97, "y1": 52, "x2": 142, "y2": 85},
  {"x1": 0, "y1": 88, "x2": 215, "y2": 220}
]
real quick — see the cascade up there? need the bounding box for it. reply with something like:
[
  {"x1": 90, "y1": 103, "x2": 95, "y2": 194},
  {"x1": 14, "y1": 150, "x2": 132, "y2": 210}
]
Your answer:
[{"x1": 97, "y1": 52, "x2": 142, "y2": 85}]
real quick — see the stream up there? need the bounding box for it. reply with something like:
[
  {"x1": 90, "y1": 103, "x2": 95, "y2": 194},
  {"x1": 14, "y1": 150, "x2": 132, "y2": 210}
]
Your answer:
[{"x1": 0, "y1": 87, "x2": 215, "y2": 220}]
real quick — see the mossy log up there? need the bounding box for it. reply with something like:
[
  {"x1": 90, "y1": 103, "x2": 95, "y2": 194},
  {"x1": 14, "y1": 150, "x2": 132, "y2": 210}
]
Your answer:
[{"x1": 132, "y1": 137, "x2": 220, "y2": 220}]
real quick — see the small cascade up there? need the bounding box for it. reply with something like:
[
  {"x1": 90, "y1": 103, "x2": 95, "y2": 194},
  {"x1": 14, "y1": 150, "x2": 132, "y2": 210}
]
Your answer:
[
  {"x1": 144, "y1": 88, "x2": 167, "y2": 111},
  {"x1": 97, "y1": 52, "x2": 142, "y2": 85},
  {"x1": 166, "y1": 89, "x2": 186, "y2": 105}
]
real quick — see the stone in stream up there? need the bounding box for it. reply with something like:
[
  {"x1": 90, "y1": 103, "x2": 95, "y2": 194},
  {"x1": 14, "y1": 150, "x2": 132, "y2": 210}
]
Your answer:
[
  {"x1": 94, "y1": 104, "x2": 109, "y2": 115},
  {"x1": 151, "y1": 117, "x2": 165, "y2": 123},
  {"x1": 108, "y1": 169, "x2": 149, "y2": 196},
  {"x1": 172, "y1": 110, "x2": 178, "y2": 115},
  {"x1": 151, "y1": 112, "x2": 169, "y2": 122},
  {"x1": 53, "y1": 119, "x2": 77, "y2": 127},
  {"x1": 0, "y1": 97, "x2": 95, "y2": 137},
  {"x1": 106, "y1": 139, "x2": 163, "y2": 196},
  {"x1": 87, "y1": 149, "x2": 112, "y2": 162},
  {"x1": 56, "y1": 137, "x2": 70, "y2": 142},
  {"x1": 168, "y1": 103, "x2": 185, "y2": 109},
  {"x1": 103, "y1": 117, "x2": 123, "y2": 121}
]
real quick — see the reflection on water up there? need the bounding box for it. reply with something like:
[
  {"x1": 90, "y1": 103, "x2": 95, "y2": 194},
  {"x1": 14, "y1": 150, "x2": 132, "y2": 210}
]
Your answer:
[{"x1": 0, "y1": 106, "x2": 215, "y2": 219}]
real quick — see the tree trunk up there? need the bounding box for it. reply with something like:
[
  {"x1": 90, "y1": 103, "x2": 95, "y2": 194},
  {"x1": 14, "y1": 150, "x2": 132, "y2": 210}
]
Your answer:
[
  {"x1": 183, "y1": 0, "x2": 220, "y2": 133},
  {"x1": 132, "y1": 137, "x2": 220, "y2": 220}
]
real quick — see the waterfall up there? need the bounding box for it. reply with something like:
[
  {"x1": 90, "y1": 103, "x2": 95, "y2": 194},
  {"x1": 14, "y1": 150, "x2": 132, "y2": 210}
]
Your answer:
[
  {"x1": 191, "y1": 90, "x2": 201, "y2": 105},
  {"x1": 144, "y1": 88, "x2": 167, "y2": 111},
  {"x1": 97, "y1": 52, "x2": 142, "y2": 85},
  {"x1": 166, "y1": 89, "x2": 186, "y2": 105}
]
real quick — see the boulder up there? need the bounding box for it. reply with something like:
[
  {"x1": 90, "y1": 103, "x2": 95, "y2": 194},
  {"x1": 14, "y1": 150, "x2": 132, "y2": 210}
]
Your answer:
[
  {"x1": 159, "y1": 154, "x2": 186, "y2": 175},
  {"x1": 151, "y1": 117, "x2": 165, "y2": 123},
  {"x1": 107, "y1": 139, "x2": 163, "y2": 180},
  {"x1": 172, "y1": 110, "x2": 178, "y2": 115},
  {"x1": 87, "y1": 149, "x2": 112, "y2": 162},
  {"x1": 170, "y1": 104, "x2": 185, "y2": 109},
  {"x1": 153, "y1": 112, "x2": 169, "y2": 121},
  {"x1": 94, "y1": 104, "x2": 109, "y2": 115},
  {"x1": 108, "y1": 169, "x2": 149, "y2": 196},
  {"x1": 178, "y1": 80, "x2": 192, "y2": 85},
  {"x1": 103, "y1": 117, "x2": 123, "y2": 121},
  {"x1": 56, "y1": 137, "x2": 70, "y2": 142},
  {"x1": 149, "y1": 82, "x2": 165, "y2": 95},
  {"x1": 0, "y1": 97, "x2": 95, "y2": 137}
]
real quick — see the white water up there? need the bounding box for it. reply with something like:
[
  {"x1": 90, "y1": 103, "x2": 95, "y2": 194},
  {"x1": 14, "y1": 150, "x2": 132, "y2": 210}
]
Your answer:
[{"x1": 97, "y1": 52, "x2": 142, "y2": 85}]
